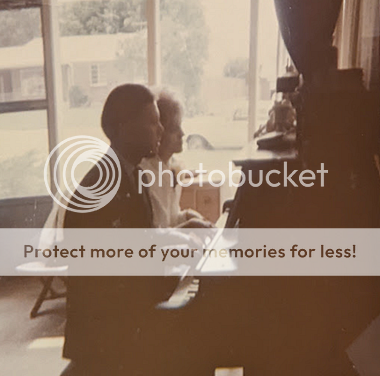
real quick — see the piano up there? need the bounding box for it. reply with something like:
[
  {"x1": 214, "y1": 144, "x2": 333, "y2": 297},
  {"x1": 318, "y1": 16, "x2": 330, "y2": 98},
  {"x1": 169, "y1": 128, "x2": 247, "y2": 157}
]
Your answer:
[{"x1": 158, "y1": 1, "x2": 380, "y2": 374}]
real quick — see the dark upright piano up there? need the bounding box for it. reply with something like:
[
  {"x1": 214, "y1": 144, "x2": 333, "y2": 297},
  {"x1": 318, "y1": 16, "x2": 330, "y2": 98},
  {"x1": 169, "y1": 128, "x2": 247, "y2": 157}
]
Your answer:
[{"x1": 169, "y1": 1, "x2": 380, "y2": 375}]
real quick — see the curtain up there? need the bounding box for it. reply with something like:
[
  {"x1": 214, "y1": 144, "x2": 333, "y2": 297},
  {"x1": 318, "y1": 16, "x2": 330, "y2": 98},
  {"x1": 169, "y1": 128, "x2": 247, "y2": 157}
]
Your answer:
[
  {"x1": 358, "y1": 0, "x2": 380, "y2": 90},
  {"x1": 334, "y1": 0, "x2": 380, "y2": 90},
  {"x1": 274, "y1": 0, "x2": 342, "y2": 80}
]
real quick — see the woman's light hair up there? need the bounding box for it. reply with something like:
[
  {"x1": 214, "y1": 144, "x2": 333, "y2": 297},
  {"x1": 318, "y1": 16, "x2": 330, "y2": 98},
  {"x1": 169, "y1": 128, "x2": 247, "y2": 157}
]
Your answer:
[{"x1": 153, "y1": 87, "x2": 184, "y2": 130}]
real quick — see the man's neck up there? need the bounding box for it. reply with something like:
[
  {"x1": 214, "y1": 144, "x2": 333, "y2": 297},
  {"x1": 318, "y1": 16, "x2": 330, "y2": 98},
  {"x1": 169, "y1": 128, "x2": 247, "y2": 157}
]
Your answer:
[
  {"x1": 111, "y1": 143, "x2": 141, "y2": 166},
  {"x1": 158, "y1": 150, "x2": 173, "y2": 165}
]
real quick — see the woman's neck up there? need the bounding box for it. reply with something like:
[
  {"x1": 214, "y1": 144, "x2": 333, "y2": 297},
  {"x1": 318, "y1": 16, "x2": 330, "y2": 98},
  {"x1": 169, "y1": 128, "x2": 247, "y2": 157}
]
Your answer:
[{"x1": 158, "y1": 150, "x2": 173, "y2": 165}]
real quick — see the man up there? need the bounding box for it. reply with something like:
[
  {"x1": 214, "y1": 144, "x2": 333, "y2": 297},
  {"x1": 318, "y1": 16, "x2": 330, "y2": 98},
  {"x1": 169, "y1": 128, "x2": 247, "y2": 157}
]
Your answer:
[{"x1": 61, "y1": 84, "x2": 178, "y2": 375}]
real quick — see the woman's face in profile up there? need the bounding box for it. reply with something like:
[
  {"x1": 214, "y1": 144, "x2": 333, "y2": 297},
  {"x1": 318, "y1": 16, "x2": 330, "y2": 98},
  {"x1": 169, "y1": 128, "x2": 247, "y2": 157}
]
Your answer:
[{"x1": 160, "y1": 111, "x2": 184, "y2": 155}]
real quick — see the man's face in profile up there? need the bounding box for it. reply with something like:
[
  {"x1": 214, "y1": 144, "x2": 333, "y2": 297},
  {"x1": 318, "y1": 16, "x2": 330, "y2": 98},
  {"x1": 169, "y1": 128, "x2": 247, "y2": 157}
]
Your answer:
[{"x1": 115, "y1": 99, "x2": 163, "y2": 161}]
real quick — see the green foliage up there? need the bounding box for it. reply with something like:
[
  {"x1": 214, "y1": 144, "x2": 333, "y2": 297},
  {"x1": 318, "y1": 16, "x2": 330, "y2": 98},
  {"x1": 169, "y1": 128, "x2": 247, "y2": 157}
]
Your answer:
[
  {"x1": 59, "y1": 0, "x2": 146, "y2": 35},
  {"x1": 59, "y1": 0, "x2": 208, "y2": 116},
  {"x1": 224, "y1": 58, "x2": 249, "y2": 80},
  {"x1": 160, "y1": 0, "x2": 209, "y2": 116},
  {"x1": 69, "y1": 85, "x2": 89, "y2": 108},
  {"x1": 114, "y1": 31, "x2": 147, "y2": 82},
  {"x1": 0, "y1": 8, "x2": 41, "y2": 47},
  {"x1": 0, "y1": 150, "x2": 46, "y2": 199},
  {"x1": 0, "y1": 1, "x2": 209, "y2": 116}
]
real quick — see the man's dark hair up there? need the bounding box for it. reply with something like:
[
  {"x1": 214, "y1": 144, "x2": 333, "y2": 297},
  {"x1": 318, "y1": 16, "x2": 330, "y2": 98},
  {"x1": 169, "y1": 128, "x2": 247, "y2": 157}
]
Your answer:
[{"x1": 101, "y1": 84, "x2": 155, "y2": 140}]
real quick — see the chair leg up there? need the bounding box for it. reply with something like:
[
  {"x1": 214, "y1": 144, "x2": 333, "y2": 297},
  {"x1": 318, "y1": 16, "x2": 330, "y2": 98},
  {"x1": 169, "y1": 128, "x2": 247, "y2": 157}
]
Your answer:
[
  {"x1": 60, "y1": 276, "x2": 68, "y2": 288},
  {"x1": 30, "y1": 276, "x2": 54, "y2": 318},
  {"x1": 48, "y1": 285, "x2": 65, "y2": 299}
]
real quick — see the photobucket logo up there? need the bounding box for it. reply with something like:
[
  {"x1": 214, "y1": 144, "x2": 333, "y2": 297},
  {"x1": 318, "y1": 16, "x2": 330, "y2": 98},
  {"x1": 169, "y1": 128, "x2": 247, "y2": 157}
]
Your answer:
[
  {"x1": 44, "y1": 136, "x2": 121, "y2": 213},
  {"x1": 138, "y1": 162, "x2": 328, "y2": 193}
]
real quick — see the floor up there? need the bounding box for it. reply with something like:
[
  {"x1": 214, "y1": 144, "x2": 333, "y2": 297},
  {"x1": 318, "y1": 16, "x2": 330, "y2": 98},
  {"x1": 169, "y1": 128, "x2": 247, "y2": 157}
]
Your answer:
[
  {"x1": 0, "y1": 277, "x2": 243, "y2": 376},
  {"x1": 2, "y1": 276, "x2": 380, "y2": 376},
  {"x1": 0, "y1": 277, "x2": 69, "y2": 375}
]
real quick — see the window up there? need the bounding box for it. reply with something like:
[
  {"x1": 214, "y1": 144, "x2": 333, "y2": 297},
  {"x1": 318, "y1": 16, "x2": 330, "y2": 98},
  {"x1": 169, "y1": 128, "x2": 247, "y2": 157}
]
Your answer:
[
  {"x1": 57, "y1": 0, "x2": 148, "y2": 157},
  {"x1": 20, "y1": 67, "x2": 45, "y2": 98},
  {"x1": 90, "y1": 63, "x2": 106, "y2": 87},
  {"x1": 0, "y1": 6, "x2": 50, "y2": 200},
  {"x1": 0, "y1": 0, "x2": 283, "y2": 200},
  {"x1": 0, "y1": 70, "x2": 12, "y2": 102},
  {"x1": 58, "y1": 0, "x2": 148, "y2": 108},
  {"x1": 160, "y1": 0, "x2": 280, "y2": 178},
  {"x1": 335, "y1": 0, "x2": 380, "y2": 90},
  {"x1": 0, "y1": 110, "x2": 49, "y2": 199}
]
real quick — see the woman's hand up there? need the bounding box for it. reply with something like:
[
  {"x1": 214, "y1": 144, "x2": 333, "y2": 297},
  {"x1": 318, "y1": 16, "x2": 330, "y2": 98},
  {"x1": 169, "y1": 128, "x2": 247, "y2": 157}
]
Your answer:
[
  {"x1": 185, "y1": 209, "x2": 204, "y2": 221},
  {"x1": 180, "y1": 217, "x2": 214, "y2": 228}
]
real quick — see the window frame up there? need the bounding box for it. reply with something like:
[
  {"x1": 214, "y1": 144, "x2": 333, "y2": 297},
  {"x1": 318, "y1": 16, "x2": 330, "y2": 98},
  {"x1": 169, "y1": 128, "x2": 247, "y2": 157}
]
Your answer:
[
  {"x1": 0, "y1": 6, "x2": 48, "y2": 114},
  {"x1": 0, "y1": 0, "x2": 261, "y2": 199},
  {"x1": 90, "y1": 63, "x2": 107, "y2": 87}
]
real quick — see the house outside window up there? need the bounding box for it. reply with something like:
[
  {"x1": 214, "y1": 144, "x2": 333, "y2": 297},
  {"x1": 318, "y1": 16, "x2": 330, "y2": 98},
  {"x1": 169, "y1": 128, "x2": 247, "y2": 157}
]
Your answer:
[
  {"x1": 90, "y1": 63, "x2": 106, "y2": 86},
  {"x1": 0, "y1": 6, "x2": 50, "y2": 200},
  {"x1": 20, "y1": 67, "x2": 45, "y2": 99}
]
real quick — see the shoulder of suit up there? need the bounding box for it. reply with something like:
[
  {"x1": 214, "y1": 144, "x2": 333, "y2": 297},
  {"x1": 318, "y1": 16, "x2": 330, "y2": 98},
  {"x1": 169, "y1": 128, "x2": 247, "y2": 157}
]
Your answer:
[
  {"x1": 79, "y1": 163, "x2": 102, "y2": 187},
  {"x1": 72, "y1": 158, "x2": 134, "y2": 202},
  {"x1": 140, "y1": 156, "x2": 161, "y2": 172}
]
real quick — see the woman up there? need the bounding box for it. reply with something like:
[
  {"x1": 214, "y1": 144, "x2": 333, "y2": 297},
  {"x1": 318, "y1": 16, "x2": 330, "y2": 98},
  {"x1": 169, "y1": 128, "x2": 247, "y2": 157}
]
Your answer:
[{"x1": 140, "y1": 89, "x2": 212, "y2": 228}]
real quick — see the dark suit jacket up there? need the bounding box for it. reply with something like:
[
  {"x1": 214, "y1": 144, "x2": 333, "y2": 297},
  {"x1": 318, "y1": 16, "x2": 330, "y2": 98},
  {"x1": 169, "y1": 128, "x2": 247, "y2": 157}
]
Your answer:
[{"x1": 62, "y1": 154, "x2": 178, "y2": 368}]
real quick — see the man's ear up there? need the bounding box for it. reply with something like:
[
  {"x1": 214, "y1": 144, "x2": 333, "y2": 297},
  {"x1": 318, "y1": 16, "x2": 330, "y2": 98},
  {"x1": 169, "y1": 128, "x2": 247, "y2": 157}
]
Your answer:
[
  {"x1": 111, "y1": 123, "x2": 126, "y2": 149},
  {"x1": 116, "y1": 122, "x2": 136, "y2": 149},
  {"x1": 115, "y1": 122, "x2": 130, "y2": 140}
]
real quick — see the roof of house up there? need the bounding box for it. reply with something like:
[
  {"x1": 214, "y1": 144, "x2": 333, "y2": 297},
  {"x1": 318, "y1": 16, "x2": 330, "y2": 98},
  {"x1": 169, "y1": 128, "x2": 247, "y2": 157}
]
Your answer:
[{"x1": 0, "y1": 33, "x2": 139, "y2": 70}]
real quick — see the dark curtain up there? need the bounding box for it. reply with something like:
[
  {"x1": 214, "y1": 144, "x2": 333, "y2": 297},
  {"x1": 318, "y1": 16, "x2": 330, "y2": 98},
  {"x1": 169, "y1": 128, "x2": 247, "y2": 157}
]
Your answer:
[{"x1": 274, "y1": 0, "x2": 343, "y2": 79}]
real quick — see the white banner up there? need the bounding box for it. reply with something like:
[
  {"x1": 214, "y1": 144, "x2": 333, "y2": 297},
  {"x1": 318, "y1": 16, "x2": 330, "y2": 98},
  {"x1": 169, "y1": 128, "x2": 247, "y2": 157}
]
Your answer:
[{"x1": 1, "y1": 228, "x2": 379, "y2": 276}]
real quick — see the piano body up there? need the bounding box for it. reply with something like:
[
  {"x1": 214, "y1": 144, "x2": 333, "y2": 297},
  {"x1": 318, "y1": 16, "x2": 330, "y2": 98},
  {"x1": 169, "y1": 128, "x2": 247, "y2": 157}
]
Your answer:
[{"x1": 161, "y1": 1, "x2": 380, "y2": 375}]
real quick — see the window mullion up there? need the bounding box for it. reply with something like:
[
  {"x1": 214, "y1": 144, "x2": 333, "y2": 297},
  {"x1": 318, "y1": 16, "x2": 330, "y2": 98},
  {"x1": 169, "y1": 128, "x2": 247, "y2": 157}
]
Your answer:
[
  {"x1": 248, "y1": 0, "x2": 260, "y2": 141},
  {"x1": 146, "y1": 0, "x2": 161, "y2": 86},
  {"x1": 40, "y1": 0, "x2": 63, "y2": 193}
]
